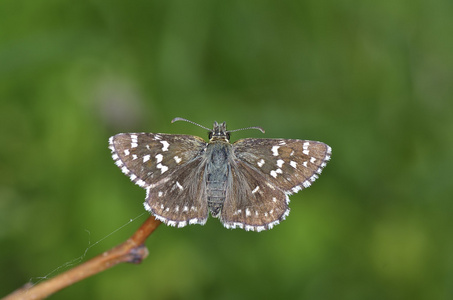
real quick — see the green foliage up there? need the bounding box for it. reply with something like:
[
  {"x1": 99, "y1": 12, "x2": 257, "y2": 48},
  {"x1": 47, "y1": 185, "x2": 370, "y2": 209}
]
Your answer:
[{"x1": 1, "y1": 1, "x2": 452, "y2": 299}]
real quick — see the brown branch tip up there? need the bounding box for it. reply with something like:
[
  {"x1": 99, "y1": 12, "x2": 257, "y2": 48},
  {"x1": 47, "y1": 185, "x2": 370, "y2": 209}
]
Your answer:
[{"x1": 3, "y1": 216, "x2": 161, "y2": 300}]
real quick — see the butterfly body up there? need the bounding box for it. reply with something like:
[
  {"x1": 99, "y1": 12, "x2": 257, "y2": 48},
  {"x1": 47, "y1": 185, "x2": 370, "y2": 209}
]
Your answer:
[
  {"x1": 205, "y1": 139, "x2": 232, "y2": 217},
  {"x1": 109, "y1": 120, "x2": 331, "y2": 232}
]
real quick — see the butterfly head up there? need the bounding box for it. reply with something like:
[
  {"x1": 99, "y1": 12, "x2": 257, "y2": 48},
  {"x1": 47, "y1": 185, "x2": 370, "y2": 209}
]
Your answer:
[
  {"x1": 171, "y1": 117, "x2": 265, "y2": 143},
  {"x1": 209, "y1": 121, "x2": 230, "y2": 141}
]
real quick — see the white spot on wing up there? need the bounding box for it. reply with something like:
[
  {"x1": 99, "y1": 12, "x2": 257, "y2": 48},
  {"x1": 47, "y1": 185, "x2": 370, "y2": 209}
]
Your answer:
[
  {"x1": 174, "y1": 156, "x2": 182, "y2": 164},
  {"x1": 246, "y1": 208, "x2": 251, "y2": 217},
  {"x1": 271, "y1": 145, "x2": 280, "y2": 156},
  {"x1": 266, "y1": 182, "x2": 275, "y2": 189},
  {"x1": 326, "y1": 152, "x2": 331, "y2": 161},
  {"x1": 252, "y1": 186, "x2": 260, "y2": 194},
  {"x1": 123, "y1": 149, "x2": 130, "y2": 156},
  {"x1": 292, "y1": 186, "x2": 302, "y2": 193},
  {"x1": 256, "y1": 226, "x2": 266, "y2": 232},
  {"x1": 143, "y1": 155, "x2": 150, "y2": 163},
  {"x1": 121, "y1": 166, "x2": 129, "y2": 174},
  {"x1": 277, "y1": 159, "x2": 284, "y2": 168},
  {"x1": 257, "y1": 159, "x2": 265, "y2": 167},
  {"x1": 136, "y1": 179, "x2": 146, "y2": 187},
  {"x1": 290, "y1": 161, "x2": 297, "y2": 168},
  {"x1": 155, "y1": 153, "x2": 163, "y2": 163},
  {"x1": 154, "y1": 214, "x2": 166, "y2": 223},
  {"x1": 160, "y1": 140, "x2": 170, "y2": 151},
  {"x1": 303, "y1": 149, "x2": 310, "y2": 155},
  {"x1": 176, "y1": 181, "x2": 183, "y2": 190},
  {"x1": 131, "y1": 134, "x2": 138, "y2": 148},
  {"x1": 270, "y1": 168, "x2": 282, "y2": 178},
  {"x1": 229, "y1": 222, "x2": 244, "y2": 229},
  {"x1": 157, "y1": 163, "x2": 168, "y2": 173},
  {"x1": 310, "y1": 157, "x2": 316, "y2": 163}
]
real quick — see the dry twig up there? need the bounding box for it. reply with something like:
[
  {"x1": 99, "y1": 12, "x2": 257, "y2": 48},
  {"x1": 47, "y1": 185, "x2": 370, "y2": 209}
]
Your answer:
[{"x1": 3, "y1": 216, "x2": 161, "y2": 300}]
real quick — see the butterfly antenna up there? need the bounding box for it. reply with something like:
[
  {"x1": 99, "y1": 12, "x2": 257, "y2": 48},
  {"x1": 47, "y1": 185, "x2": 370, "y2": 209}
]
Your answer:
[
  {"x1": 228, "y1": 126, "x2": 265, "y2": 134},
  {"x1": 171, "y1": 117, "x2": 211, "y2": 131}
]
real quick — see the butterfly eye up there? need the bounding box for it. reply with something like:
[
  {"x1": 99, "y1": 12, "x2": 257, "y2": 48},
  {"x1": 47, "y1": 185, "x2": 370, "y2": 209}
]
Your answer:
[
  {"x1": 208, "y1": 131, "x2": 213, "y2": 139},
  {"x1": 226, "y1": 132, "x2": 230, "y2": 140}
]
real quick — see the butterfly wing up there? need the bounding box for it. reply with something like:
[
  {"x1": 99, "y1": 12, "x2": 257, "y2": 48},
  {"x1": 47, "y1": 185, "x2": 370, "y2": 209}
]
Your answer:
[
  {"x1": 220, "y1": 159, "x2": 290, "y2": 231},
  {"x1": 233, "y1": 138, "x2": 331, "y2": 194},
  {"x1": 219, "y1": 138, "x2": 331, "y2": 231},
  {"x1": 144, "y1": 156, "x2": 209, "y2": 227},
  {"x1": 109, "y1": 133, "x2": 209, "y2": 227}
]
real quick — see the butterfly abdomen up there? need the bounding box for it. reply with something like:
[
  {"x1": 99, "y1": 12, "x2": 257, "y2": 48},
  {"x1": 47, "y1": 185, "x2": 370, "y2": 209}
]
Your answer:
[{"x1": 205, "y1": 141, "x2": 232, "y2": 217}]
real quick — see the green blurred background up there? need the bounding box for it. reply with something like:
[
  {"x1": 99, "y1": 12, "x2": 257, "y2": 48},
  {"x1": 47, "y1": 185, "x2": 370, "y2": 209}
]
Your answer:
[{"x1": 1, "y1": 1, "x2": 452, "y2": 299}]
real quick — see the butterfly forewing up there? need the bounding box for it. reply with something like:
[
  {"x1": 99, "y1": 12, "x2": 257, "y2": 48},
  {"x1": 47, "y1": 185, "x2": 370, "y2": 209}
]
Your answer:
[
  {"x1": 233, "y1": 138, "x2": 331, "y2": 194},
  {"x1": 109, "y1": 133, "x2": 209, "y2": 227},
  {"x1": 109, "y1": 133, "x2": 207, "y2": 187}
]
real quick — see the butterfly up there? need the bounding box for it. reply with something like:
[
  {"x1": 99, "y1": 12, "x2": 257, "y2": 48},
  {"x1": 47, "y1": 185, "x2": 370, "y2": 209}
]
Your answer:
[{"x1": 109, "y1": 118, "x2": 331, "y2": 232}]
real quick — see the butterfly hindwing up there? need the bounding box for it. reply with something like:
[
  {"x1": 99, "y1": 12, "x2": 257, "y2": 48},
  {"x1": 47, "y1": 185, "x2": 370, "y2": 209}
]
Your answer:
[
  {"x1": 144, "y1": 157, "x2": 209, "y2": 227},
  {"x1": 220, "y1": 159, "x2": 289, "y2": 231}
]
